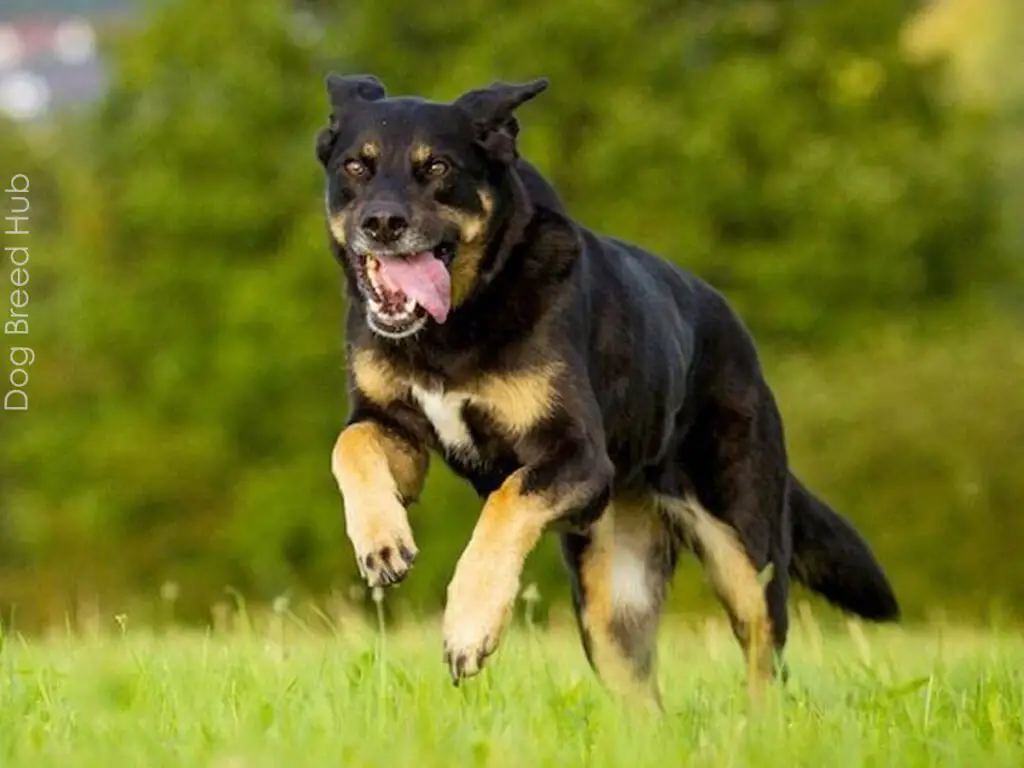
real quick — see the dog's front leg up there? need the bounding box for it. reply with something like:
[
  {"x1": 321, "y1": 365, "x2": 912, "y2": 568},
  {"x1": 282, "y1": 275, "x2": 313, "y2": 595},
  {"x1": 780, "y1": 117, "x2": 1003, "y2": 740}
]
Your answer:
[
  {"x1": 331, "y1": 420, "x2": 428, "y2": 588},
  {"x1": 442, "y1": 448, "x2": 613, "y2": 684}
]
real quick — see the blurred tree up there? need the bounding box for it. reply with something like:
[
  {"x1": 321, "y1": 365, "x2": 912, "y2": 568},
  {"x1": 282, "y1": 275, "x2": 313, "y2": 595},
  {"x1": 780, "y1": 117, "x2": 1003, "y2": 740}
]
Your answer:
[
  {"x1": 338, "y1": 0, "x2": 1006, "y2": 343},
  {"x1": 905, "y1": 0, "x2": 1024, "y2": 305},
  {"x1": 0, "y1": 0, "x2": 1020, "y2": 628},
  {"x1": 2, "y1": 0, "x2": 354, "y2": 623}
]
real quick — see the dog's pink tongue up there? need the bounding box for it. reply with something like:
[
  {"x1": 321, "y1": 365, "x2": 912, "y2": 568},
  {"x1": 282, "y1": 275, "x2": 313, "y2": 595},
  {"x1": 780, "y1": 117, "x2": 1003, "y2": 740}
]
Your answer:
[{"x1": 377, "y1": 252, "x2": 451, "y2": 323}]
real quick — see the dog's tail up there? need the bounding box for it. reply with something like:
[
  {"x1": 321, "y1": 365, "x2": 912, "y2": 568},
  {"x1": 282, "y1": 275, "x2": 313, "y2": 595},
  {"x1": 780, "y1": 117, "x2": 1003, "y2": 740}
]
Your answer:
[{"x1": 788, "y1": 473, "x2": 900, "y2": 621}]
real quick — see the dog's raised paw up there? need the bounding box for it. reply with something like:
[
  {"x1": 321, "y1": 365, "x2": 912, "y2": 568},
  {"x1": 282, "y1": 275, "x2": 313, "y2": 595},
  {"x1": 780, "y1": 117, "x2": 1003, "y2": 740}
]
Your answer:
[{"x1": 349, "y1": 518, "x2": 418, "y2": 588}]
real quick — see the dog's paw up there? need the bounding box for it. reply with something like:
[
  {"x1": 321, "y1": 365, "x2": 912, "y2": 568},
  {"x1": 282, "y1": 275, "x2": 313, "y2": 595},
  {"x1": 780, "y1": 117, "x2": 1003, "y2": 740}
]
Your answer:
[
  {"x1": 346, "y1": 502, "x2": 418, "y2": 588},
  {"x1": 355, "y1": 535, "x2": 417, "y2": 588},
  {"x1": 443, "y1": 629, "x2": 498, "y2": 684},
  {"x1": 441, "y1": 557, "x2": 518, "y2": 684}
]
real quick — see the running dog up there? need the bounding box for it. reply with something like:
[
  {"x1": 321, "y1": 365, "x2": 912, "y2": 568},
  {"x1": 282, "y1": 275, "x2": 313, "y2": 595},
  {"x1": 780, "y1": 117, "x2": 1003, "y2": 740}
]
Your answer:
[{"x1": 316, "y1": 74, "x2": 899, "y2": 703}]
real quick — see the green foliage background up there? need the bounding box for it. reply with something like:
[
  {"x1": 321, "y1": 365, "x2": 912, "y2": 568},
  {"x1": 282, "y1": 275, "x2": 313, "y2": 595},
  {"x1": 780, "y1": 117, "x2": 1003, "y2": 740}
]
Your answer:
[{"x1": 0, "y1": 0, "x2": 1021, "y2": 629}]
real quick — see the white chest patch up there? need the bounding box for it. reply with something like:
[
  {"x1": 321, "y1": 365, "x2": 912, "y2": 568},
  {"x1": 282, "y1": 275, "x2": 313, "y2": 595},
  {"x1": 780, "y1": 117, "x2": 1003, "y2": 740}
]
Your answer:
[{"x1": 410, "y1": 384, "x2": 476, "y2": 456}]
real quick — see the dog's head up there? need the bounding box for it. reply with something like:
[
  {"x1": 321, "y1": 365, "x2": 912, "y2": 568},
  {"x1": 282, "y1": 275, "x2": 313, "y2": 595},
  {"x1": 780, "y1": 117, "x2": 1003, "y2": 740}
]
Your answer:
[{"x1": 316, "y1": 74, "x2": 548, "y2": 340}]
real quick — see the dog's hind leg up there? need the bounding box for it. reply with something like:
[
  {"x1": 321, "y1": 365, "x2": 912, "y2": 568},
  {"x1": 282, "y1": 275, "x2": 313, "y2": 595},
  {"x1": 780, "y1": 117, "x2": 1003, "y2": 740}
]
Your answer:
[
  {"x1": 659, "y1": 492, "x2": 787, "y2": 695},
  {"x1": 560, "y1": 494, "x2": 678, "y2": 708},
  {"x1": 658, "y1": 393, "x2": 792, "y2": 695}
]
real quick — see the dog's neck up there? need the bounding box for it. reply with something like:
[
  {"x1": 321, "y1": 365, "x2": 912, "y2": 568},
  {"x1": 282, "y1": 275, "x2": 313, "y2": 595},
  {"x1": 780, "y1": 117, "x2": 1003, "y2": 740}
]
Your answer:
[{"x1": 477, "y1": 160, "x2": 535, "y2": 286}]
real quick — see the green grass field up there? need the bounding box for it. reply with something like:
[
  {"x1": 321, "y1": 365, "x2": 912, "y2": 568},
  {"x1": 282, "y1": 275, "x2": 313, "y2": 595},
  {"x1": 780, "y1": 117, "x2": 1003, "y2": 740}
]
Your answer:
[{"x1": 1, "y1": 613, "x2": 1022, "y2": 767}]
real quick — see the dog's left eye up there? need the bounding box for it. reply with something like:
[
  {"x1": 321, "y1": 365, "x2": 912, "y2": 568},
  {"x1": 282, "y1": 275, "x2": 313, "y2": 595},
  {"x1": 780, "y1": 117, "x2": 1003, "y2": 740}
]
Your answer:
[{"x1": 425, "y1": 159, "x2": 450, "y2": 178}]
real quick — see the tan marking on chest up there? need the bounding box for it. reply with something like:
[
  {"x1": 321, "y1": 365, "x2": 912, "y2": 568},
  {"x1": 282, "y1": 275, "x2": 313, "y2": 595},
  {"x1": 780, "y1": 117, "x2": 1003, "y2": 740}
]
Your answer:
[
  {"x1": 409, "y1": 365, "x2": 560, "y2": 455},
  {"x1": 351, "y1": 349, "x2": 407, "y2": 405},
  {"x1": 470, "y1": 364, "x2": 562, "y2": 434},
  {"x1": 351, "y1": 349, "x2": 561, "y2": 450}
]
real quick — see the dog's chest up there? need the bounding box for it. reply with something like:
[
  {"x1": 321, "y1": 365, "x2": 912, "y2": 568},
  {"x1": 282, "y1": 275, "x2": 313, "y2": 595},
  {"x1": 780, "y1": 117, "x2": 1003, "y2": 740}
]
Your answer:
[{"x1": 410, "y1": 384, "x2": 477, "y2": 457}]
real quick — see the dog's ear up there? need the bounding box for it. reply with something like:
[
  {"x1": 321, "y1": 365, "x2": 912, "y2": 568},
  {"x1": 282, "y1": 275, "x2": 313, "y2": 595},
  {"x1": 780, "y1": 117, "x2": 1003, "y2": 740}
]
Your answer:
[
  {"x1": 326, "y1": 73, "x2": 387, "y2": 113},
  {"x1": 316, "y1": 74, "x2": 387, "y2": 166},
  {"x1": 454, "y1": 78, "x2": 549, "y2": 163},
  {"x1": 315, "y1": 126, "x2": 336, "y2": 167}
]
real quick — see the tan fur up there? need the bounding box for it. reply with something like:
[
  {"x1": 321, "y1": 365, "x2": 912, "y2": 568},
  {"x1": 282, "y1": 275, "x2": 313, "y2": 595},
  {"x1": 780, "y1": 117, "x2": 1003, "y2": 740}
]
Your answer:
[
  {"x1": 411, "y1": 144, "x2": 432, "y2": 164},
  {"x1": 447, "y1": 188, "x2": 496, "y2": 306},
  {"x1": 328, "y1": 211, "x2": 348, "y2": 246},
  {"x1": 443, "y1": 468, "x2": 582, "y2": 678},
  {"x1": 468, "y1": 364, "x2": 561, "y2": 434},
  {"x1": 384, "y1": 435, "x2": 429, "y2": 504},
  {"x1": 360, "y1": 141, "x2": 380, "y2": 159},
  {"x1": 351, "y1": 348, "x2": 407, "y2": 406},
  {"x1": 479, "y1": 188, "x2": 494, "y2": 216},
  {"x1": 449, "y1": 243, "x2": 486, "y2": 306},
  {"x1": 658, "y1": 494, "x2": 774, "y2": 693},
  {"x1": 331, "y1": 421, "x2": 427, "y2": 586},
  {"x1": 576, "y1": 494, "x2": 667, "y2": 706}
]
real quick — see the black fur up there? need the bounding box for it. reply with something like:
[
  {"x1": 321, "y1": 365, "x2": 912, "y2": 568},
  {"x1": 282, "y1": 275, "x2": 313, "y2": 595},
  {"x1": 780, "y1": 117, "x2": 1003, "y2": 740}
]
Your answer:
[{"x1": 789, "y1": 475, "x2": 900, "y2": 620}]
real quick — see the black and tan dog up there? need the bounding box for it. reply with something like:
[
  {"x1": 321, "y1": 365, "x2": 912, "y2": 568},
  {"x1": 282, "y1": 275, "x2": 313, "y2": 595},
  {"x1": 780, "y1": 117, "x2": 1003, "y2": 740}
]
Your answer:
[{"x1": 316, "y1": 74, "x2": 899, "y2": 703}]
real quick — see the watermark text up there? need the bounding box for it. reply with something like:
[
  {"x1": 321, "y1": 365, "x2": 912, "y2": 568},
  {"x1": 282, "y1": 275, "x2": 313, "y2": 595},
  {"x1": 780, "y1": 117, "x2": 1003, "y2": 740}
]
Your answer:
[{"x1": 5, "y1": 173, "x2": 32, "y2": 411}]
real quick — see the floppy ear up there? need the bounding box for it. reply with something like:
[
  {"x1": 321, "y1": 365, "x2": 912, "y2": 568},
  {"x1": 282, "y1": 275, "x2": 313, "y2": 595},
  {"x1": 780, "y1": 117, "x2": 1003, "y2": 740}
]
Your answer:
[
  {"x1": 453, "y1": 78, "x2": 549, "y2": 163},
  {"x1": 316, "y1": 73, "x2": 387, "y2": 166}
]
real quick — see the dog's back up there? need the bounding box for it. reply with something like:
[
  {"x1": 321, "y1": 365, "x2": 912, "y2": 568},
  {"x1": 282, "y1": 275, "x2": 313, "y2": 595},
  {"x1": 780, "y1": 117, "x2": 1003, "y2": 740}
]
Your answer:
[{"x1": 518, "y1": 161, "x2": 760, "y2": 488}]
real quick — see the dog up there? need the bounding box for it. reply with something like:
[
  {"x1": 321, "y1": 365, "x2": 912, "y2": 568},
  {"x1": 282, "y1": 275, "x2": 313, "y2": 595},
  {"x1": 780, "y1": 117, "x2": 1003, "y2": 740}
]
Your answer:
[{"x1": 315, "y1": 73, "x2": 900, "y2": 704}]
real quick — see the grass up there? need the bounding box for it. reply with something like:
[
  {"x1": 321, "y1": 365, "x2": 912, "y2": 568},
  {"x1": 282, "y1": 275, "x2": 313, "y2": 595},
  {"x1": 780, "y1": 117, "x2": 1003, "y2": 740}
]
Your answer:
[{"x1": 0, "y1": 610, "x2": 1022, "y2": 767}]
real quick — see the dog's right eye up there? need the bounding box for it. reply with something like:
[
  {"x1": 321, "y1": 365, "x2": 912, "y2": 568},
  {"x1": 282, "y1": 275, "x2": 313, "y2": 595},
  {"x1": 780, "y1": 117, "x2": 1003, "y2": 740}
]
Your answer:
[{"x1": 344, "y1": 159, "x2": 369, "y2": 178}]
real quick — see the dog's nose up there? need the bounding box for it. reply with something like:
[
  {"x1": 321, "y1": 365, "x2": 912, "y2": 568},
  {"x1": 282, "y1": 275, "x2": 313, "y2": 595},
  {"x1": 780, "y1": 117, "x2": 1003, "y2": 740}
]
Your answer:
[{"x1": 360, "y1": 203, "x2": 409, "y2": 245}]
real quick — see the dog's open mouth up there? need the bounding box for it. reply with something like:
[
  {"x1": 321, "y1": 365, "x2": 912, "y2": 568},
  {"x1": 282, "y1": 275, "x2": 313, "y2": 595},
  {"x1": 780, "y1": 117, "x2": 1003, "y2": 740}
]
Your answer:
[{"x1": 359, "y1": 245, "x2": 454, "y2": 339}]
